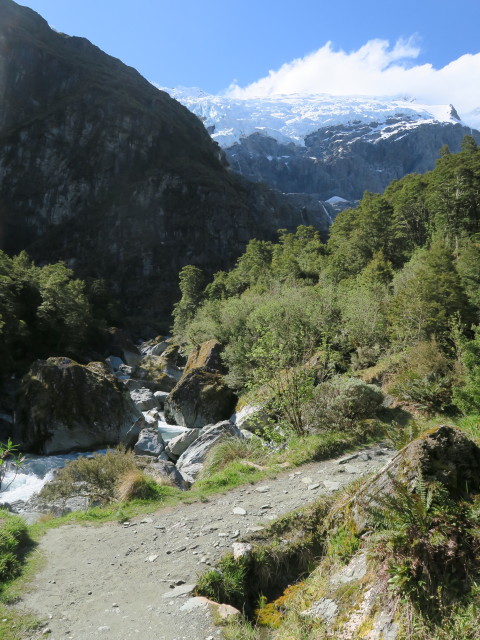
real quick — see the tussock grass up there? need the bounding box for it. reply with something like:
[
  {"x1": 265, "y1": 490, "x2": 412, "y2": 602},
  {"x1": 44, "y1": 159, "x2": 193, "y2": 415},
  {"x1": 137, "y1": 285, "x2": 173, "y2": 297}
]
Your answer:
[
  {"x1": 115, "y1": 469, "x2": 171, "y2": 502},
  {"x1": 201, "y1": 437, "x2": 264, "y2": 475}
]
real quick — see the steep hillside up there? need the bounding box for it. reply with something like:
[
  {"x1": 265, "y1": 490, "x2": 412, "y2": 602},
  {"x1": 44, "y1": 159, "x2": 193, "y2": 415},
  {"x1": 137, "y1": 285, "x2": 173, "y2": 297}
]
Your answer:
[
  {"x1": 0, "y1": 0, "x2": 326, "y2": 323},
  {"x1": 170, "y1": 89, "x2": 480, "y2": 201}
]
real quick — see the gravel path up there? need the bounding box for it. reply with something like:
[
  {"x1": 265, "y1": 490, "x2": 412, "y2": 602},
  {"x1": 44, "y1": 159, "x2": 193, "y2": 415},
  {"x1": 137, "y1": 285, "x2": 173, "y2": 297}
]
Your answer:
[{"x1": 18, "y1": 444, "x2": 393, "y2": 640}]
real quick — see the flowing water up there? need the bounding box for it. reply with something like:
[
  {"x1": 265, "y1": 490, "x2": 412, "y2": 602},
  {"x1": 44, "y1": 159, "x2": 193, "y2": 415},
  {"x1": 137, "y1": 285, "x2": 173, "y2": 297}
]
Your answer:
[{"x1": 0, "y1": 411, "x2": 188, "y2": 504}]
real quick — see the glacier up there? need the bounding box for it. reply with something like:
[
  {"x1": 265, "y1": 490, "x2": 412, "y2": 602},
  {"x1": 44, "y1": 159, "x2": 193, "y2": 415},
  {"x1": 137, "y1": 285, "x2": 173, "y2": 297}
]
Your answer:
[{"x1": 165, "y1": 87, "x2": 462, "y2": 148}]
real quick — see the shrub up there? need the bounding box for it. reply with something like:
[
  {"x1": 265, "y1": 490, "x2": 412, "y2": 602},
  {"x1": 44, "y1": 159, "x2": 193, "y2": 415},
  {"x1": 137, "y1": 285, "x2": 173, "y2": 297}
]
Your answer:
[
  {"x1": 0, "y1": 510, "x2": 30, "y2": 583},
  {"x1": 388, "y1": 339, "x2": 455, "y2": 413},
  {"x1": 367, "y1": 477, "x2": 480, "y2": 616},
  {"x1": 40, "y1": 447, "x2": 138, "y2": 504},
  {"x1": 196, "y1": 555, "x2": 249, "y2": 611},
  {"x1": 302, "y1": 376, "x2": 384, "y2": 432}
]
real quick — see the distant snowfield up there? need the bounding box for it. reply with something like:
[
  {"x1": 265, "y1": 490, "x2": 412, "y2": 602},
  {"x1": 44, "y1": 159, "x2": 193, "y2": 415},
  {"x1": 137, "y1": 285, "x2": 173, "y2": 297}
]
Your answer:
[{"x1": 164, "y1": 87, "x2": 464, "y2": 148}]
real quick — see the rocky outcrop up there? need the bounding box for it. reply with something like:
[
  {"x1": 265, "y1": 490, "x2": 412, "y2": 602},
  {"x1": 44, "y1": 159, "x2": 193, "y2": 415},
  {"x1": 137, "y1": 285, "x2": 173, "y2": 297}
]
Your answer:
[
  {"x1": 0, "y1": 0, "x2": 323, "y2": 323},
  {"x1": 142, "y1": 458, "x2": 187, "y2": 490},
  {"x1": 224, "y1": 122, "x2": 480, "y2": 202},
  {"x1": 164, "y1": 369, "x2": 237, "y2": 428},
  {"x1": 129, "y1": 388, "x2": 160, "y2": 412},
  {"x1": 165, "y1": 428, "x2": 201, "y2": 461},
  {"x1": 300, "y1": 425, "x2": 480, "y2": 638},
  {"x1": 104, "y1": 328, "x2": 142, "y2": 368},
  {"x1": 183, "y1": 340, "x2": 226, "y2": 376},
  {"x1": 360, "y1": 424, "x2": 480, "y2": 506},
  {"x1": 14, "y1": 357, "x2": 143, "y2": 454},
  {"x1": 176, "y1": 421, "x2": 244, "y2": 482},
  {"x1": 133, "y1": 428, "x2": 165, "y2": 457}
]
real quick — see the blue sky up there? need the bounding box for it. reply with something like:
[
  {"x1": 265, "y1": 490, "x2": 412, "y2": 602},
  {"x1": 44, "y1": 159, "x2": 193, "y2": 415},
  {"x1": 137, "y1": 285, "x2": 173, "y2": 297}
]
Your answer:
[{"x1": 18, "y1": 0, "x2": 480, "y2": 95}]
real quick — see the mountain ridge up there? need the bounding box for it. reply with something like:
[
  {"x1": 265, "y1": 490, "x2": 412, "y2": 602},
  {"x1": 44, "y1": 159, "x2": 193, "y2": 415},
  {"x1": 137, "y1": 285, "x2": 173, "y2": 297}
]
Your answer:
[
  {"x1": 0, "y1": 0, "x2": 330, "y2": 324},
  {"x1": 168, "y1": 87, "x2": 480, "y2": 201}
]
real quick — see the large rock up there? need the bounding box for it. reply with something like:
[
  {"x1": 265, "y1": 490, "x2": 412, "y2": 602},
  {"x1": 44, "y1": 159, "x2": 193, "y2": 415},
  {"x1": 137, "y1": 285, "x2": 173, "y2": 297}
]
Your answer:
[
  {"x1": 142, "y1": 459, "x2": 188, "y2": 490},
  {"x1": 14, "y1": 357, "x2": 143, "y2": 454},
  {"x1": 132, "y1": 355, "x2": 181, "y2": 392},
  {"x1": 165, "y1": 428, "x2": 201, "y2": 460},
  {"x1": 362, "y1": 425, "x2": 480, "y2": 504},
  {"x1": 129, "y1": 388, "x2": 159, "y2": 412},
  {"x1": 176, "y1": 421, "x2": 244, "y2": 482},
  {"x1": 164, "y1": 369, "x2": 237, "y2": 428},
  {"x1": 133, "y1": 428, "x2": 165, "y2": 457},
  {"x1": 105, "y1": 328, "x2": 142, "y2": 367},
  {"x1": 183, "y1": 340, "x2": 226, "y2": 376},
  {"x1": 230, "y1": 404, "x2": 268, "y2": 432},
  {"x1": 139, "y1": 337, "x2": 169, "y2": 357}
]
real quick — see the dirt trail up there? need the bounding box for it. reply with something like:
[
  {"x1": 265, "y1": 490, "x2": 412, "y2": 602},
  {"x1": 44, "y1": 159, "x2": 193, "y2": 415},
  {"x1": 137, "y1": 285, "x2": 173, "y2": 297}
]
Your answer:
[{"x1": 18, "y1": 444, "x2": 393, "y2": 640}]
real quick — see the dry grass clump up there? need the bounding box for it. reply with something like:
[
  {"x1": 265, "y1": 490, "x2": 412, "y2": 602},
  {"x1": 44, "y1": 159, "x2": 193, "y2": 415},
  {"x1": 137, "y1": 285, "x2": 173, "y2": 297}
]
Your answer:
[{"x1": 114, "y1": 469, "x2": 162, "y2": 502}]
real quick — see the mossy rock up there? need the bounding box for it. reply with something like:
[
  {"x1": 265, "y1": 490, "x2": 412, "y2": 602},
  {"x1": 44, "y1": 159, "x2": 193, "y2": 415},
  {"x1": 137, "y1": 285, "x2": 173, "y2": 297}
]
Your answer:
[
  {"x1": 133, "y1": 355, "x2": 180, "y2": 392},
  {"x1": 183, "y1": 340, "x2": 226, "y2": 376},
  {"x1": 14, "y1": 357, "x2": 143, "y2": 454},
  {"x1": 164, "y1": 367, "x2": 237, "y2": 428}
]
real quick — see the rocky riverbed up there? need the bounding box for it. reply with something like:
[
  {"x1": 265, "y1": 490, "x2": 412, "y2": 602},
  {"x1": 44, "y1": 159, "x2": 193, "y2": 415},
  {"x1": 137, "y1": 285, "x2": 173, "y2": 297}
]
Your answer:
[{"x1": 16, "y1": 444, "x2": 393, "y2": 640}]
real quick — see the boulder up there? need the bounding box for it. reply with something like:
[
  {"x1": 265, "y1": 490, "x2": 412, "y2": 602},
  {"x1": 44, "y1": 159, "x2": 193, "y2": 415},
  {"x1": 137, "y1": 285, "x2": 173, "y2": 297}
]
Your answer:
[
  {"x1": 129, "y1": 388, "x2": 159, "y2": 411},
  {"x1": 14, "y1": 357, "x2": 143, "y2": 454},
  {"x1": 183, "y1": 340, "x2": 226, "y2": 376},
  {"x1": 161, "y1": 343, "x2": 187, "y2": 369},
  {"x1": 230, "y1": 404, "x2": 268, "y2": 432},
  {"x1": 139, "y1": 337, "x2": 169, "y2": 357},
  {"x1": 133, "y1": 428, "x2": 165, "y2": 457},
  {"x1": 164, "y1": 368, "x2": 237, "y2": 428},
  {"x1": 165, "y1": 428, "x2": 201, "y2": 460},
  {"x1": 361, "y1": 425, "x2": 480, "y2": 505},
  {"x1": 105, "y1": 355, "x2": 124, "y2": 371},
  {"x1": 153, "y1": 390, "x2": 169, "y2": 409},
  {"x1": 143, "y1": 459, "x2": 188, "y2": 490},
  {"x1": 157, "y1": 422, "x2": 191, "y2": 443},
  {"x1": 176, "y1": 421, "x2": 244, "y2": 482}
]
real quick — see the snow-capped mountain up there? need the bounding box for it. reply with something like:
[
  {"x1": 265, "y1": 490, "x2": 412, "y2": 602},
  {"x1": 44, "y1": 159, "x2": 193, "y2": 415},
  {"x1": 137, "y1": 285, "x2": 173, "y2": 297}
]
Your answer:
[
  {"x1": 166, "y1": 88, "x2": 480, "y2": 203},
  {"x1": 167, "y1": 88, "x2": 462, "y2": 148}
]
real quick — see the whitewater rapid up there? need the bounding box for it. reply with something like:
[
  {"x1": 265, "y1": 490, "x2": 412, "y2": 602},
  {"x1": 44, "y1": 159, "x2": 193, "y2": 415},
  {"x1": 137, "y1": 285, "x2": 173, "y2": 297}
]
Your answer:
[{"x1": 0, "y1": 411, "x2": 189, "y2": 504}]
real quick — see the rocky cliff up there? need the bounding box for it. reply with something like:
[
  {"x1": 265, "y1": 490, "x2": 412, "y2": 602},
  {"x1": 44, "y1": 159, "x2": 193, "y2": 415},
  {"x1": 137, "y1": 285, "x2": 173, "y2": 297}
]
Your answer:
[
  {"x1": 0, "y1": 0, "x2": 328, "y2": 323},
  {"x1": 225, "y1": 119, "x2": 480, "y2": 201}
]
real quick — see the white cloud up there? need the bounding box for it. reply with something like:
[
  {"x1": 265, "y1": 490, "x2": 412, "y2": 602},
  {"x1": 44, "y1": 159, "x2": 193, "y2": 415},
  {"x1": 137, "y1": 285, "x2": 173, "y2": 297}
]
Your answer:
[{"x1": 226, "y1": 39, "x2": 480, "y2": 127}]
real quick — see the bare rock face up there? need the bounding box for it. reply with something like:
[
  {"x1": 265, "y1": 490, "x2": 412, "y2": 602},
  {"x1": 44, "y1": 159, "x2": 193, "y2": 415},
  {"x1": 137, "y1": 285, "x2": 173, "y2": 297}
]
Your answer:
[
  {"x1": 224, "y1": 122, "x2": 480, "y2": 202},
  {"x1": 176, "y1": 421, "x2": 243, "y2": 482},
  {"x1": 14, "y1": 357, "x2": 143, "y2": 454},
  {"x1": 0, "y1": 0, "x2": 315, "y2": 322},
  {"x1": 164, "y1": 369, "x2": 237, "y2": 428}
]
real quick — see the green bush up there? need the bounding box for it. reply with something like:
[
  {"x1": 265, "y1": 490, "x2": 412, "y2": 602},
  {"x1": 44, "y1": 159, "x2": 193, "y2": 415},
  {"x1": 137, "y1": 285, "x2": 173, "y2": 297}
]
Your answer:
[
  {"x1": 302, "y1": 376, "x2": 384, "y2": 432},
  {"x1": 0, "y1": 510, "x2": 30, "y2": 583},
  {"x1": 388, "y1": 339, "x2": 455, "y2": 413}
]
